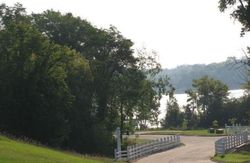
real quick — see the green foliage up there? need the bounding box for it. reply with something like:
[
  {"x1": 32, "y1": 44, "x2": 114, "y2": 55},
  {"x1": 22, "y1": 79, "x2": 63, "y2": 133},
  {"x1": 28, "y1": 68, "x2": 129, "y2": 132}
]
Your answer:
[
  {"x1": 183, "y1": 76, "x2": 249, "y2": 128},
  {"x1": 209, "y1": 128, "x2": 215, "y2": 133},
  {"x1": 228, "y1": 118, "x2": 237, "y2": 125},
  {"x1": 212, "y1": 120, "x2": 219, "y2": 128},
  {"x1": 162, "y1": 87, "x2": 184, "y2": 128},
  {"x1": 226, "y1": 96, "x2": 250, "y2": 125},
  {"x1": 185, "y1": 76, "x2": 229, "y2": 127},
  {"x1": 0, "y1": 12, "x2": 81, "y2": 146},
  {"x1": 215, "y1": 128, "x2": 224, "y2": 134},
  {"x1": 121, "y1": 137, "x2": 151, "y2": 150},
  {"x1": 218, "y1": 1, "x2": 250, "y2": 125},
  {"x1": 219, "y1": 0, "x2": 250, "y2": 36},
  {"x1": 0, "y1": 3, "x2": 167, "y2": 156},
  {"x1": 183, "y1": 104, "x2": 199, "y2": 129}
]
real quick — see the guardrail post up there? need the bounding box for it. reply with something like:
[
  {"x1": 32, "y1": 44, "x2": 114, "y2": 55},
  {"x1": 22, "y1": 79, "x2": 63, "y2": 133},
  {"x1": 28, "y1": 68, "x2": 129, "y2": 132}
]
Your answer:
[
  {"x1": 177, "y1": 135, "x2": 180, "y2": 143},
  {"x1": 225, "y1": 124, "x2": 228, "y2": 134},
  {"x1": 131, "y1": 145, "x2": 134, "y2": 160},
  {"x1": 114, "y1": 149, "x2": 117, "y2": 160},
  {"x1": 127, "y1": 146, "x2": 130, "y2": 161},
  {"x1": 219, "y1": 139, "x2": 225, "y2": 155},
  {"x1": 115, "y1": 127, "x2": 121, "y2": 153}
]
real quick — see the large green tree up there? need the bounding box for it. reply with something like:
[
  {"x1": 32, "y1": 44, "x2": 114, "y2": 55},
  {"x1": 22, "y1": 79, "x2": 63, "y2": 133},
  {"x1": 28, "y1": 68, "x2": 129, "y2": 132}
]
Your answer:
[
  {"x1": 186, "y1": 76, "x2": 229, "y2": 127},
  {"x1": 0, "y1": 3, "x2": 168, "y2": 155},
  {"x1": 162, "y1": 87, "x2": 184, "y2": 128},
  {"x1": 32, "y1": 11, "x2": 137, "y2": 122},
  {"x1": 0, "y1": 3, "x2": 93, "y2": 146}
]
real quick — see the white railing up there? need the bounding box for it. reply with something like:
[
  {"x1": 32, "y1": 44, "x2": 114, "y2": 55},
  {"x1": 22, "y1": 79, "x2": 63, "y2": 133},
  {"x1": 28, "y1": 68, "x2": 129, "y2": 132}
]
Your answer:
[
  {"x1": 115, "y1": 135, "x2": 181, "y2": 161},
  {"x1": 215, "y1": 132, "x2": 248, "y2": 155},
  {"x1": 225, "y1": 124, "x2": 250, "y2": 135},
  {"x1": 114, "y1": 150, "x2": 127, "y2": 160}
]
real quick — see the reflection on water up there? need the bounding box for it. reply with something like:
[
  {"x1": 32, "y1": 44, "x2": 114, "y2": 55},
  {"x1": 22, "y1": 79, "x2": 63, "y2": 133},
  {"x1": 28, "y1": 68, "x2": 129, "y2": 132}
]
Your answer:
[{"x1": 159, "y1": 89, "x2": 245, "y2": 120}]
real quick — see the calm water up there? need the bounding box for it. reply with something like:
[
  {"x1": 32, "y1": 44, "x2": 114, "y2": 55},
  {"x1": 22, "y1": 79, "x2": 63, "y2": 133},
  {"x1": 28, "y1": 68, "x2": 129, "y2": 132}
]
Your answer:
[{"x1": 159, "y1": 89, "x2": 245, "y2": 120}]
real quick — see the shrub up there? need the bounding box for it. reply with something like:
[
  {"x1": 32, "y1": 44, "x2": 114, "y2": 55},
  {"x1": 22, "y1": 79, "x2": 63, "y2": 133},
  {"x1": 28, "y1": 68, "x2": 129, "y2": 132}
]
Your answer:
[
  {"x1": 216, "y1": 129, "x2": 224, "y2": 134},
  {"x1": 209, "y1": 128, "x2": 215, "y2": 133}
]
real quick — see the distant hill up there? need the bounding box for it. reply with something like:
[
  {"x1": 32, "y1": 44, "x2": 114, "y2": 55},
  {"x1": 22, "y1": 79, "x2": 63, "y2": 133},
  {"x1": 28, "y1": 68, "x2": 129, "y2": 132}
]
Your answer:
[{"x1": 158, "y1": 58, "x2": 249, "y2": 93}]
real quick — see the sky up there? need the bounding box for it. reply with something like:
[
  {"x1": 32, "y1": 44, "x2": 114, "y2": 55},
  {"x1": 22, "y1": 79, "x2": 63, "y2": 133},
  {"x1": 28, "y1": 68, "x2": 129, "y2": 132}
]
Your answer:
[{"x1": 3, "y1": 0, "x2": 250, "y2": 68}]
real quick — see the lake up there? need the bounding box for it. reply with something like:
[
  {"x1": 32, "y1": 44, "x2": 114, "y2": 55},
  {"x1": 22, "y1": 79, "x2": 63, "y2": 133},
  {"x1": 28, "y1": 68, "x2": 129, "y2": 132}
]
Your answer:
[{"x1": 159, "y1": 89, "x2": 245, "y2": 120}]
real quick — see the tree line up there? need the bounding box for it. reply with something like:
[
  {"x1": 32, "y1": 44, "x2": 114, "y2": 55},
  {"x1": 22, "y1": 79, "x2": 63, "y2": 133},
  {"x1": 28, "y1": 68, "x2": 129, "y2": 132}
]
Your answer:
[
  {"x1": 0, "y1": 3, "x2": 171, "y2": 155},
  {"x1": 162, "y1": 76, "x2": 250, "y2": 129},
  {"x1": 163, "y1": 0, "x2": 250, "y2": 129},
  {"x1": 158, "y1": 58, "x2": 248, "y2": 93}
]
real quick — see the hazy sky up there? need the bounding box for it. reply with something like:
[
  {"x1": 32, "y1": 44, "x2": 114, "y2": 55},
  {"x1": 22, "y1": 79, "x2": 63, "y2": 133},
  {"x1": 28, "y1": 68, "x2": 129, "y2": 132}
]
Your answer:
[{"x1": 3, "y1": 0, "x2": 250, "y2": 68}]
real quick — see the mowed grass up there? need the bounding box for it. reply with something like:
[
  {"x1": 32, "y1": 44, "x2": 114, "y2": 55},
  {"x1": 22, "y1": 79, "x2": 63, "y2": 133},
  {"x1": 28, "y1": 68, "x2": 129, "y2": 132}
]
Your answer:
[
  {"x1": 125, "y1": 138, "x2": 151, "y2": 146},
  {"x1": 213, "y1": 152, "x2": 250, "y2": 163},
  {"x1": 0, "y1": 135, "x2": 118, "y2": 163},
  {"x1": 140, "y1": 129, "x2": 226, "y2": 136},
  {"x1": 134, "y1": 138, "x2": 151, "y2": 144}
]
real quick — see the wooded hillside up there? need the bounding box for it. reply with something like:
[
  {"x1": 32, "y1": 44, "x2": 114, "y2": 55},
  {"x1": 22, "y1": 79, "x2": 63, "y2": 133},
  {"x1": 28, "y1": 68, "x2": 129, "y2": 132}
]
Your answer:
[{"x1": 159, "y1": 58, "x2": 248, "y2": 93}]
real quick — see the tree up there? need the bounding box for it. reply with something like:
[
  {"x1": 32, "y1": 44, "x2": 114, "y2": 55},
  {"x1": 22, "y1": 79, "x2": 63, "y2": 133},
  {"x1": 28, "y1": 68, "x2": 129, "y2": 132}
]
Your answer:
[
  {"x1": 183, "y1": 89, "x2": 200, "y2": 129},
  {"x1": 135, "y1": 78, "x2": 162, "y2": 129},
  {"x1": 31, "y1": 9, "x2": 138, "y2": 147},
  {"x1": 0, "y1": 4, "x2": 92, "y2": 146},
  {"x1": 219, "y1": 0, "x2": 250, "y2": 36},
  {"x1": 187, "y1": 76, "x2": 229, "y2": 127},
  {"x1": 219, "y1": 0, "x2": 250, "y2": 126},
  {"x1": 162, "y1": 87, "x2": 184, "y2": 128},
  {"x1": 0, "y1": 3, "x2": 170, "y2": 155},
  {"x1": 110, "y1": 68, "x2": 143, "y2": 140},
  {"x1": 32, "y1": 11, "x2": 137, "y2": 122},
  {"x1": 0, "y1": 3, "x2": 95, "y2": 152}
]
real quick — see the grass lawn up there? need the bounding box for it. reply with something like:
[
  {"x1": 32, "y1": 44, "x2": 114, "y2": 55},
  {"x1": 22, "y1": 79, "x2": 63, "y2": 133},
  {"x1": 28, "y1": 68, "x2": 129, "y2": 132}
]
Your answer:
[
  {"x1": 125, "y1": 138, "x2": 151, "y2": 145},
  {"x1": 0, "y1": 135, "x2": 121, "y2": 163},
  {"x1": 213, "y1": 152, "x2": 250, "y2": 163},
  {"x1": 140, "y1": 129, "x2": 226, "y2": 136},
  {"x1": 134, "y1": 138, "x2": 151, "y2": 144}
]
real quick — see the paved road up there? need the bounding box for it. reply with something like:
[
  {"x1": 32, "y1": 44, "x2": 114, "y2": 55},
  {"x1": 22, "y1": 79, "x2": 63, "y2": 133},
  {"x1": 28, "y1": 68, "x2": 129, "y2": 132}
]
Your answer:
[{"x1": 134, "y1": 135, "x2": 221, "y2": 163}]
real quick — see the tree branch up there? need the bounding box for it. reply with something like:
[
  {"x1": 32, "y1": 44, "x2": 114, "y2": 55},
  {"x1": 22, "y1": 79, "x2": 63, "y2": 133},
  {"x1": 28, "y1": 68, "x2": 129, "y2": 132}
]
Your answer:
[{"x1": 239, "y1": 0, "x2": 246, "y2": 10}]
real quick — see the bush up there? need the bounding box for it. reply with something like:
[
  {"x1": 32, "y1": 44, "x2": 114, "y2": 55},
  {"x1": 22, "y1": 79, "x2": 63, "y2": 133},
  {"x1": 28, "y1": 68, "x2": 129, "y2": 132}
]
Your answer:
[
  {"x1": 212, "y1": 120, "x2": 219, "y2": 128},
  {"x1": 122, "y1": 138, "x2": 136, "y2": 149},
  {"x1": 209, "y1": 128, "x2": 215, "y2": 133},
  {"x1": 216, "y1": 129, "x2": 224, "y2": 134}
]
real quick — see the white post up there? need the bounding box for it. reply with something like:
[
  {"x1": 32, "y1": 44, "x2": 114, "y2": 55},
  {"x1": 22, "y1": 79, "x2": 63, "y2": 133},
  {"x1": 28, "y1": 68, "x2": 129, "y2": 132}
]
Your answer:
[
  {"x1": 116, "y1": 127, "x2": 121, "y2": 153},
  {"x1": 221, "y1": 140, "x2": 225, "y2": 154},
  {"x1": 114, "y1": 149, "x2": 117, "y2": 160},
  {"x1": 127, "y1": 146, "x2": 130, "y2": 161},
  {"x1": 225, "y1": 124, "x2": 228, "y2": 135}
]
